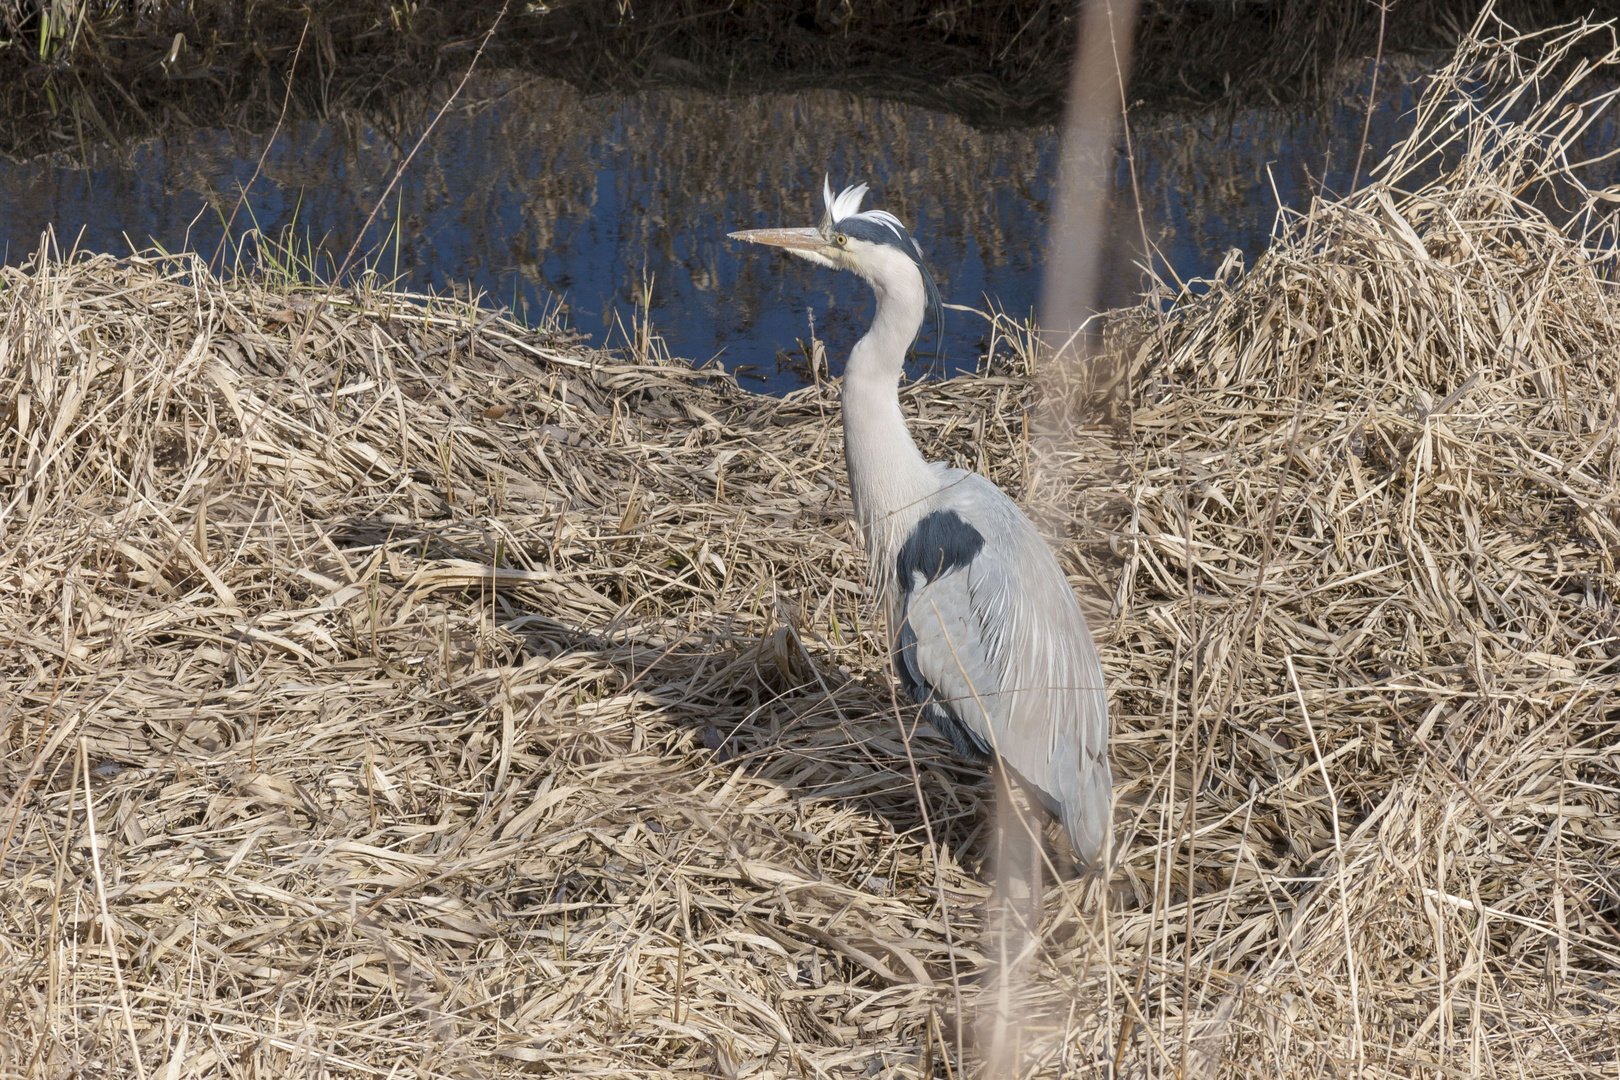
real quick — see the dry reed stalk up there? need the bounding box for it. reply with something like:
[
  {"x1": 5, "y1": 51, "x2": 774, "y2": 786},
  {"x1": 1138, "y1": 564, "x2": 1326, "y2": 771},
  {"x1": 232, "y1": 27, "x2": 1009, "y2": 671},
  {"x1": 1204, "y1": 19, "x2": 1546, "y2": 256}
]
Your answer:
[
  {"x1": 0, "y1": 236, "x2": 1004, "y2": 1077},
  {"x1": 2, "y1": 13, "x2": 1619, "y2": 1080},
  {"x1": 1013, "y1": 11, "x2": 1620, "y2": 1076}
]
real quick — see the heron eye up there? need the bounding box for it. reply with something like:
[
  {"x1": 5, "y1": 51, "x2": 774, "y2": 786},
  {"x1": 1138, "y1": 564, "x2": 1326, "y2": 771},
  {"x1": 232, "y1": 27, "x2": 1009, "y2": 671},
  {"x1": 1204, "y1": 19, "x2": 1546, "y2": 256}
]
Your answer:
[{"x1": 835, "y1": 234, "x2": 847, "y2": 246}]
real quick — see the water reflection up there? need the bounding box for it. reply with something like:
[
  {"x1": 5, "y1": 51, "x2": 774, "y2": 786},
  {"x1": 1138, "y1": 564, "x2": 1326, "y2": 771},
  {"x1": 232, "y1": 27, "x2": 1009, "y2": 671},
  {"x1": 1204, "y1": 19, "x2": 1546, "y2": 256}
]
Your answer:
[{"x1": 0, "y1": 65, "x2": 1552, "y2": 394}]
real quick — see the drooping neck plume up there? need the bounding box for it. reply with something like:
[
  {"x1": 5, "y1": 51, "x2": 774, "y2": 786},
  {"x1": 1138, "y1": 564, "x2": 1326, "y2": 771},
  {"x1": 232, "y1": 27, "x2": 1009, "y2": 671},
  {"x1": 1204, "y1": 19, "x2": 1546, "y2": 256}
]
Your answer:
[{"x1": 840, "y1": 247, "x2": 938, "y2": 547}]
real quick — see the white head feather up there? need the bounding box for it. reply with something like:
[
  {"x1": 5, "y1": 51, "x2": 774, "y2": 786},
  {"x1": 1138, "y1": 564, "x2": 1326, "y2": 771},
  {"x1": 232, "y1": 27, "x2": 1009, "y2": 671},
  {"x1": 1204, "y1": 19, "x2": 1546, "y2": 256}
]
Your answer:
[{"x1": 821, "y1": 176, "x2": 908, "y2": 245}]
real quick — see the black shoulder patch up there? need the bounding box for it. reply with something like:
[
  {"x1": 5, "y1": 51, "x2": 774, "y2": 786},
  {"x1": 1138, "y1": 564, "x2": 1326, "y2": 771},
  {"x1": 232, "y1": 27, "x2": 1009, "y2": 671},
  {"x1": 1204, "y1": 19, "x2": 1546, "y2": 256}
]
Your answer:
[{"x1": 896, "y1": 510, "x2": 984, "y2": 595}]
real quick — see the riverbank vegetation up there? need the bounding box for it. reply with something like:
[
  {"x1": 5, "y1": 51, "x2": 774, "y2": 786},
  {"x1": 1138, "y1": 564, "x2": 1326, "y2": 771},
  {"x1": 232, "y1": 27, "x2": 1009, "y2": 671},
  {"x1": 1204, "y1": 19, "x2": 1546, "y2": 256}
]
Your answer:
[
  {"x1": 0, "y1": 0, "x2": 1608, "y2": 156},
  {"x1": 1, "y1": 13, "x2": 1618, "y2": 1080}
]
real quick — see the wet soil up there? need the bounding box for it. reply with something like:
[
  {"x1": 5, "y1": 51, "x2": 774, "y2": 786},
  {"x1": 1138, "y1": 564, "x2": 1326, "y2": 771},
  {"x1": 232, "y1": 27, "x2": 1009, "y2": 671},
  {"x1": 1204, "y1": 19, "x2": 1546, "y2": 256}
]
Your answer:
[{"x1": 1, "y1": 0, "x2": 1609, "y2": 161}]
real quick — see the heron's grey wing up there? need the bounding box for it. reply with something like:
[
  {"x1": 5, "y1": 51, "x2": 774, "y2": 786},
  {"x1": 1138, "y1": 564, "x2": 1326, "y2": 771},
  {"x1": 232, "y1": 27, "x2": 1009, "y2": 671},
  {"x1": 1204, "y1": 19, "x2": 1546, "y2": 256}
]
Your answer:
[
  {"x1": 896, "y1": 567, "x2": 998, "y2": 762},
  {"x1": 891, "y1": 508, "x2": 1001, "y2": 760},
  {"x1": 980, "y1": 535, "x2": 1112, "y2": 865},
  {"x1": 896, "y1": 498, "x2": 1111, "y2": 863}
]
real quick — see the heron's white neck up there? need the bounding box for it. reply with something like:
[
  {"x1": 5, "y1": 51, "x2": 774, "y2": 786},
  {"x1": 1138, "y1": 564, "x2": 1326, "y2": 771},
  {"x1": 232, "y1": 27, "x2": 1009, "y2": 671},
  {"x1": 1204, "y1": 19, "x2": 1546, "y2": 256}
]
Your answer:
[{"x1": 840, "y1": 251, "x2": 936, "y2": 545}]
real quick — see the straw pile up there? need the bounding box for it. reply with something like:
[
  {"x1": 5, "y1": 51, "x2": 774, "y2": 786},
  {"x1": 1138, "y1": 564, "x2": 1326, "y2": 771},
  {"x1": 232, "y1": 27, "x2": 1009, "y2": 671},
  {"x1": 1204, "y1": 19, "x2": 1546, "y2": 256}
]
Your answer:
[
  {"x1": 0, "y1": 243, "x2": 1017, "y2": 1075},
  {"x1": 1010, "y1": 14, "x2": 1620, "y2": 1076},
  {"x1": 3, "y1": 14, "x2": 1620, "y2": 1080}
]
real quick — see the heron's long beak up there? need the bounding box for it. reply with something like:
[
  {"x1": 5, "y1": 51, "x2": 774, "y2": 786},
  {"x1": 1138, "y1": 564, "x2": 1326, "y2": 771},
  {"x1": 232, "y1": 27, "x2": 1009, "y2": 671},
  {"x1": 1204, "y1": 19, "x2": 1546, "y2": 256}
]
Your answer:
[{"x1": 727, "y1": 227, "x2": 824, "y2": 252}]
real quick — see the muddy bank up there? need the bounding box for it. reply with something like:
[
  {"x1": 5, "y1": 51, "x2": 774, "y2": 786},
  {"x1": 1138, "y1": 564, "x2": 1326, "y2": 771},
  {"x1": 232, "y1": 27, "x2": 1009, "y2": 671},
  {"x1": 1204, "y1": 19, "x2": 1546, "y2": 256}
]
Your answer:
[{"x1": 1, "y1": 0, "x2": 1609, "y2": 158}]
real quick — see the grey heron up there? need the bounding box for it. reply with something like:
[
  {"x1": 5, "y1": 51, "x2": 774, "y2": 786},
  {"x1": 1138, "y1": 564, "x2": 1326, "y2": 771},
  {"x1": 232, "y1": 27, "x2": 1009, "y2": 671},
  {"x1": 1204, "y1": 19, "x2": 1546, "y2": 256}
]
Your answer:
[{"x1": 729, "y1": 179, "x2": 1111, "y2": 865}]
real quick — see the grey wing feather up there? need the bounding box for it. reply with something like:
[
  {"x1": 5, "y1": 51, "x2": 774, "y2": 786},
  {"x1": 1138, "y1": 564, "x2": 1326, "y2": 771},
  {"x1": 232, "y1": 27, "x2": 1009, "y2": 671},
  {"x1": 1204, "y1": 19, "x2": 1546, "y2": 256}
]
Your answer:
[
  {"x1": 898, "y1": 474, "x2": 1112, "y2": 863},
  {"x1": 899, "y1": 571, "x2": 999, "y2": 761}
]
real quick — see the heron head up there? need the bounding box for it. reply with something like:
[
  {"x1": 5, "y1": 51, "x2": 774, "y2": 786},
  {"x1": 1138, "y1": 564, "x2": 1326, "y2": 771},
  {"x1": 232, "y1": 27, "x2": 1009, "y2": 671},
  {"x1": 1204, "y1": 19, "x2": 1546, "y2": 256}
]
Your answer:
[{"x1": 729, "y1": 177, "x2": 944, "y2": 349}]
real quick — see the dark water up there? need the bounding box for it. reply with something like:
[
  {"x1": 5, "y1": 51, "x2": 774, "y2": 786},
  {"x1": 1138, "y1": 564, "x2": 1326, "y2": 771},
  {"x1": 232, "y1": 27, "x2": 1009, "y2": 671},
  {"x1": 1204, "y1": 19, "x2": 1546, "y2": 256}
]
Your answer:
[{"x1": 2, "y1": 67, "x2": 1442, "y2": 394}]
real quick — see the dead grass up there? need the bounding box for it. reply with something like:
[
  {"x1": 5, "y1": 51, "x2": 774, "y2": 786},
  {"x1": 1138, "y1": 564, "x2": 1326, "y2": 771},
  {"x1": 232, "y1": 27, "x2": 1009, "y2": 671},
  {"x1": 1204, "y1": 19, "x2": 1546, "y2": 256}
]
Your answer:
[
  {"x1": 1014, "y1": 12, "x2": 1620, "y2": 1076},
  {"x1": 0, "y1": 239, "x2": 1016, "y2": 1076},
  {"x1": 3, "y1": 12, "x2": 1620, "y2": 1080}
]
